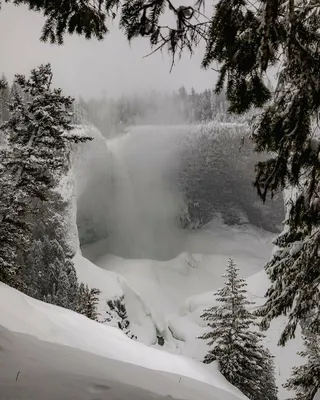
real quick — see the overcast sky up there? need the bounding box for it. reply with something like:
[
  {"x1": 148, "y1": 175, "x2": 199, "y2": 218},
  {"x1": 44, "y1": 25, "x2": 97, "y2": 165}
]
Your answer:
[{"x1": 0, "y1": 3, "x2": 216, "y2": 99}]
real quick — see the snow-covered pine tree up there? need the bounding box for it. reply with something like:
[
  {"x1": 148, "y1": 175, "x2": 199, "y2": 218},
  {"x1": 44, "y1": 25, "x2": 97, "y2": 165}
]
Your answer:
[
  {"x1": 0, "y1": 64, "x2": 91, "y2": 288},
  {"x1": 0, "y1": 76, "x2": 6, "y2": 90},
  {"x1": 0, "y1": 74, "x2": 10, "y2": 123},
  {"x1": 19, "y1": 152, "x2": 99, "y2": 314},
  {"x1": 257, "y1": 181, "x2": 320, "y2": 345},
  {"x1": 86, "y1": 287, "x2": 101, "y2": 321},
  {"x1": 200, "y1": 258, "x2": 278, "y2": 400},
  {"x1": 77, "y1": 283, "x2": 101, "y2": 321},
  {"x1": 284, "y1": 332, "x2": 320, "y2": 400}
]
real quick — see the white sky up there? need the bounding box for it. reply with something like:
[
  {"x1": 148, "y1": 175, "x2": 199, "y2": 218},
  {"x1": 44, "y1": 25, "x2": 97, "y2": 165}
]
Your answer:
[{"x1": 0, "y1": 3, "x2": 216, "y2": 99}]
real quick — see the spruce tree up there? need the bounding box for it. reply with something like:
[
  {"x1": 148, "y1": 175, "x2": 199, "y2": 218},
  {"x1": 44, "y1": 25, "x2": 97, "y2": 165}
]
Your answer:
[
  {"x1": 200, "y1": 258, "x2": 278, "y2": 400},
  {"x1": 77, "y1": 284, "x2": 101, "y2": 321},
  {"x1": 285, "y1": 332, "x2": 320, "y2": 400},
  {"x1": 0, "y1": 64, "x2": 91, "y2": 288},
  {"x1": 0, "y1": 74, "x2": 10, "y2": 123}
]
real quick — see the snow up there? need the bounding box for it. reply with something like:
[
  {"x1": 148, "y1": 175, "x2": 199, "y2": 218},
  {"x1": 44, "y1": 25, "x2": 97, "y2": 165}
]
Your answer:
[
  {"x1": 0, "y1": 283, "x2": 246, "y2": 400},
  {"x1": 0, "y1": 326, "x2": 245, "y2": 400},
  {"x1": 81, "y1": 220, "x2": 303, "y2": 399},
  {"x1": 74, "y1": 253, "x2": 159, "y2": 344},
  {"x1": 81, "y1": 219, "x2": 274, "y2": 348},
  {"x1": 1, "y1": 122, "x2": 303, "y2": 399},
  {"x1": 168, "y1": 269, "x2": 304, "y2": 399},
  {"x1": 289, "y1": 241, "x2": 303, "y2": 256},
  {"x1": 82, "y1": 220, "x2": 274, "y2": 318}
]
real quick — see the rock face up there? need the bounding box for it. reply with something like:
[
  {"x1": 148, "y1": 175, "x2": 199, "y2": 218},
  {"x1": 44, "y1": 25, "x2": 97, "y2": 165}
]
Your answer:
[{"x1": 176, "y1": 124, "x2": 284, "y2": 232}]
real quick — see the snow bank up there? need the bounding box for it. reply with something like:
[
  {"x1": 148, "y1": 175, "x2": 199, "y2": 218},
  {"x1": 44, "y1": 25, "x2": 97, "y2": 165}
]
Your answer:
[
  {"x1": 0, "y1": 325, "x2": 246, "y2": 400},
  {"x1": 74, "y1": 253, "x2": 158, "y2": 344},
  {"x1": 0, "y1": 283, "x2": 245, "y2": 400}
]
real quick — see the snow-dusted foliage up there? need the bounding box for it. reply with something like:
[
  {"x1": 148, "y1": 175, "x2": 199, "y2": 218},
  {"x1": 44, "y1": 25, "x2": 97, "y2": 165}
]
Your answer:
[
  {"x1": 200, "y1": 258, "x2": 277, "y2": 400},
  {"x1": 0, "y1": 75, "x2": 10, "y2": 124},
  {"x1": 259, "y1": 186, "x2": 320, "y2": 345},
  {"x1": 0, "y1": 64, "x2": 98, "y2": 318},
  {"x1": 285, "y1": 332, "x2": 320, "y2": 400},
  {"x1": 104, "y1": 295, "x2": 137, "y2": 339},
  {"x1": 77, "y1": 283, "x2": 101, "y2": 321}
]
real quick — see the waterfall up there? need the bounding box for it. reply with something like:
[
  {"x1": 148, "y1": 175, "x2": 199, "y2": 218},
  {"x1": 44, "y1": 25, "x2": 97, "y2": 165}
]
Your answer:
[
  {"x1": 75, "y1": 125, "x2": 187, "y2": 260},
  {"x1": 75, "y1": 122, "x2": 284, "y2": 260},
  {"x1": 105, "y1": 130, "x2": 186, "y2": 260}
]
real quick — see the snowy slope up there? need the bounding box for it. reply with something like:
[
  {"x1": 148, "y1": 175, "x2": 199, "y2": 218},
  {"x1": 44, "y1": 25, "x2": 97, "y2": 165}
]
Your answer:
[
  {"x1": 1, "y1": 325, "x2": 245, "y2": 400},
  {"x1": 74, "y1": 253, "x2": 160, "y2": 344},
  {"x1": 81, "y1": 220, "x2": 304, "y2": 399},
  {"x1": 0, "y1": 283, "x2": 246, "y2": 400},
  {"x1": 82, "y1": 220, "x2": 274, "y2": 342}
]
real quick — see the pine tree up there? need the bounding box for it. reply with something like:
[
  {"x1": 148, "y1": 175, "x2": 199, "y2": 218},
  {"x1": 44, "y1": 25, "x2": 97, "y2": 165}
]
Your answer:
[
  {"x1": 54, "y1": 266, "x2": 70, "y2": 309},
  {"x1": 257, "y1": 212, "x2": 320, "y2": 345},
  {"x1": 77, "y1": 284, "x2": 101, "y2": 321},
  {"x1": 0, "y1": 64, "x2": 91, "y2": 287},
  {"x1": 285, "y1": 332, "x2": 320, "y2": 400},
  {"x1": 23, "y1": 235, "x2": 78, "y2": 311},
  {"x1": 200, "y1": 258, "x2": 278, "y2": 400},
  {"x1": 0, "y1": 74, "x2": 10, "y2": 123},
  {"x1": 86, "y1": 287, "x2": 101, "y2": 321},
  {"x1": 0, "y1": 76, "x2": 6, "y2": 90}
]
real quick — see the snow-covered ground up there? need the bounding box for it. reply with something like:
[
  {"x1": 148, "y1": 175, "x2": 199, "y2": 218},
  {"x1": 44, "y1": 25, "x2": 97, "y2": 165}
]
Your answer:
[
  {"x1": 81, "y1": 219, "x2": 273, "y2": 341},
  {"x1": 0, "y1": 283, "x2": 245, "y2": 400},
  {"x1": 81, "y1": 219, "x2": 304, "y2": 399}
]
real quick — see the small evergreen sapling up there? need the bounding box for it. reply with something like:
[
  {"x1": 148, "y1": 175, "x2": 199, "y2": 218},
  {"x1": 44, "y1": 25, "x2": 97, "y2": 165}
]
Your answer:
[
  {"x1": 104, "y1": 296, "x2": 137, "y2": 339},
  {"x1": 200, "y1": 258, "x2": 278, "y2": 400}
]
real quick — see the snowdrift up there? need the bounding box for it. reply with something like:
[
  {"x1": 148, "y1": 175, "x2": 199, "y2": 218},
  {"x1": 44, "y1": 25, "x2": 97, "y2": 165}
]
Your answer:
[
  {"x1": 81, "y1": 221, "x2": 304, "y2": 399},
  {"x1": 81, "y1": 220, "x2": 275, "y2": 346},
  {"x1": 0, "y1": 283, "x2": 245, "y2": 400},
  {"x1": 0, "y1": 325, "x2": 245, "y2": 400}
]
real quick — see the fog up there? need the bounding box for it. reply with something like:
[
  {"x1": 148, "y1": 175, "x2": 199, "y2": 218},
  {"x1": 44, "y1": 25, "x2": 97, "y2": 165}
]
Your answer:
[
  {"x1": 76, "y1": 125, "x2": 187, "y2": 260},
  {"x1": 75, "y1": 123, "x2": 284, "y2": 261},
  {"x1": 0, "y1": 3, "x2": 215, "y2": 99}
]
